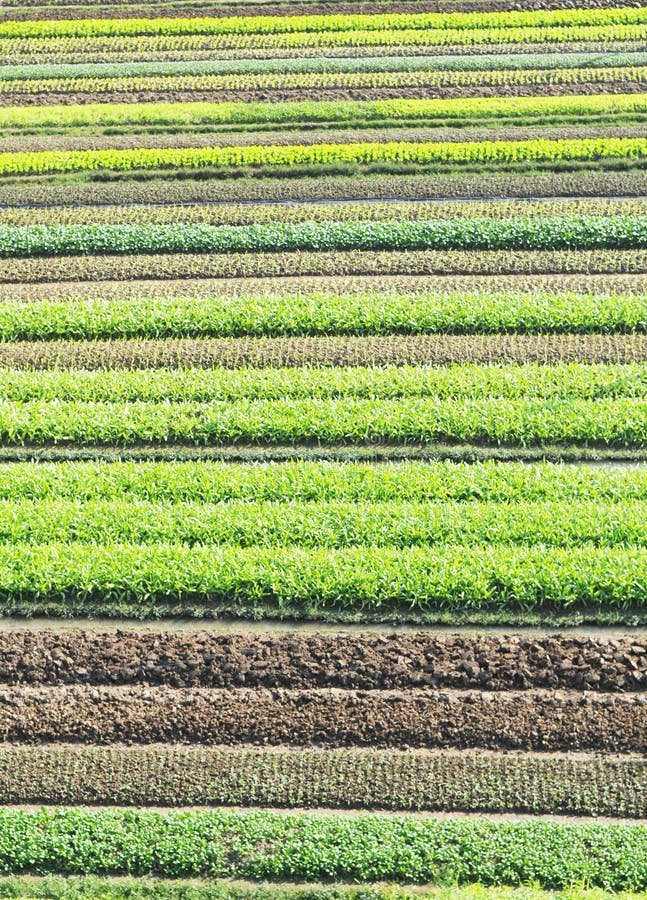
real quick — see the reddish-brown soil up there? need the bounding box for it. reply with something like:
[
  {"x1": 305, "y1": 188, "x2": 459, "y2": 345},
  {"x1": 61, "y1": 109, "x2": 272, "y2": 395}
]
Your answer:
[
  {"x1": 0, "y1": 631, "x2": 643, "y2": 692},
  {"x1": 0, "y1": 685, "x2": 643, "y2": 751}
]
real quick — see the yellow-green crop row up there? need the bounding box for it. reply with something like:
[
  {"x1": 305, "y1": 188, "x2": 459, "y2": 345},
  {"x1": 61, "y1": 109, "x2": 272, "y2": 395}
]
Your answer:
[
  {"x1": 2, "y1": 65, "x2": 643, "y2": 95},
  {"x1": 0, "y1": 93, "x2": 641, "y2": 132},
  {"x1": 2, "y1": 8, "x2": 645, "y2": 39},
  {"x1": 2, "y1": 24, "x2": 646, "y2": 59},
  {"x1": 0, "y1": 137, "x2": 644, "y2": 176}
]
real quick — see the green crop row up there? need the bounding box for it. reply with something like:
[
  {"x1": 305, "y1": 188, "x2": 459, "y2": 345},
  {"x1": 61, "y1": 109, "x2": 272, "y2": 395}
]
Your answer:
[
  {"x1": 1, "y1": 364, "x2": 645, "y2": 402},
  {"x1": 2, "y1": 199, "x2": 645, "y2": 228},
  {"x1": 3, "y1": 218, "x2": 646, "y2": 256},
  {"x1": 1, "y1": 24, "x2": 645, "y2": 59},
  {"x1": 0, "y1": 459, "x2": 641, "y2": 504},
  {"x1": 0, "y1": 808, "x2": 641, "y2": 887},
  {"x1": 3, "y1": 64, "x2": 642, "y2": 94},
  {"x1": 2, "y1": 541, "x2": 647, "y2": 616},
  {"x1": 1, "y1": 93, "x2": 642, "y2": 131},
  {"x1": 1, "y1": 745, "x2": 644, "y2": 818},
  {"x1": 1, "y1": 50, "x2": 644, "y2": 81},
  {"x1": 2, "y1": 8, "x2": 644, "y2": 39},
  {"x1": 3, "y1": 496, "x2": 647, "y2": 547},
  {"x1": 0, "y1": 396, "x2": 646, "y2": 446}
]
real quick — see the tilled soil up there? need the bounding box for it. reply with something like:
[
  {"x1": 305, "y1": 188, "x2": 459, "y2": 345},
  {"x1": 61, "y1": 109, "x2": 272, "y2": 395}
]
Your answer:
[
  {"x1": 0, "y1": 686, "x2": 643, "y2": 750},
  {"x1": 0, "y1": 631, "x2": 643, "y2": 691},
  {"x1": 9, "y1": 81, "x2": 643, "y2": 106},
  {"x1": 4, "y1": 334, "x2": 647, "y2": 369}
]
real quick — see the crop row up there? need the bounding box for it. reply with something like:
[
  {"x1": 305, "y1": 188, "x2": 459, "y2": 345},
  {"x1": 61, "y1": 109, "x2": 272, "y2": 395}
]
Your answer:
[
  {"x1": 7, "y1": 334, "x2": 646, "y2": 370},
  {"x1": 4, "y1": 495, "x2": 647, "y2": 546},
  {"x1": 3, "y1": 291, "x2": 644, "y2": 339},
  {"x1": 2, "y1": 542, "x2": 647, "y2": 616},
  {"x1": 4, "y1": 137, "x2": 647, "y2": 177},
  {"x1": 4, "y1": 8, "x2": 645, "y2": 39},
  {"x1": 4, "y1": 218, "x2": 647, "y2": 257},
  {"x1": 3, "y1": 24, "x2": 646, "y2": 59},
  {"x1": 1, "y1": 50, "x2": 643, "y2": 80},
  {"x1": 1, "y1": 364, "x2": 646, "y2": 402},
  {"x1": 4, "y1": 199, "x2": 644, "y2": 228},
  {"x1": 0, "y1": 396, "x2": 647, "y2": 445},
  {"x1": 0, "y1": 808, "x2": 642, "y2": 886},
  {"x1": 0, "y1": 745, "x2": 643, "y2": 818},
  {"x1": 0, "y1": 458, "x2": 641, "y2": 503},
  {"x1": 3, "y1": 64, "x2": 643, "y2": 95},
  {"x1": 1, "y1": 93, "x2": 642, "y2": 131},
  {"x1": 0, "y1": 171, "x2": 642, "y2": 207},
  {"x1": 5, "y1": 249, "x2": 645, "y2": 283}
]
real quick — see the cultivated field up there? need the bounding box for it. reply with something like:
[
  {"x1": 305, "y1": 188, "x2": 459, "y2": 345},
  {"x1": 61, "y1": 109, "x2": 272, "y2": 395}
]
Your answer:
[{"x1": 0, "y1": 0, "x2": 645, "y2": 898}]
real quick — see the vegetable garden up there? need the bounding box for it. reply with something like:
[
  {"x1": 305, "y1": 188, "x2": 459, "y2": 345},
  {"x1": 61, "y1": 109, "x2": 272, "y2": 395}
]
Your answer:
[{"x1": 0, "y1": 1, "x2": 644, "y2": 898}]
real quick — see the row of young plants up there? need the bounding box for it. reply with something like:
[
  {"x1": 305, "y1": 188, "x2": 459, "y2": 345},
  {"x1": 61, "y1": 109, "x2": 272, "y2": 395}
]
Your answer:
[
  {"x1": 1, "y1": 93, "x2": 642, "y2": 131},
  {"x1": 4, "y1": 64, "x2": 643, "y2": 94},
  {"x1": 1, "y1": 364, "x2": 646, "y2": 402},
  {"x1": 0, "y1": 808, "x2": 642, "y2": 886},
  {"x1": 4, "y1": 8, "x2": 644, "y2": 39},
  {"x1": 0, "y1": 459, "x2": 641, "y2": 503},
  {"x1": 0, "y1": 541, "x2": 646, "y2": 617},
  {"x1": 0, "y1": 745, "x2": 642, "y2": 818},
  {"x1": 3, "y1": 218, "x2": 647, "y2": 256},
  {"x1": 2, "y1": 50, "x2": 643, "y2": 80},
  {"x1": 3, "y1": 495, "x2": 647, "y2": 546},
  {"x1": 1, "y1": 396, "x2": 647, "y2": 445},
  {"x1": 6, "y1": 249, "x2": 644, "y2": 282},
  {"x1": 3, "y1": 199, "x2": 645, "y2": 228}
]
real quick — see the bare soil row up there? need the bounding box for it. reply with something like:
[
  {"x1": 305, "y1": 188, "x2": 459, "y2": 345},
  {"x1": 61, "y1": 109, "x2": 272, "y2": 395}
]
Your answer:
[
  {"x1": 5, "y1": 334, "x2": 647, "y2": 368},
  {"x1": 0, "y1": 685, "x2": 642, "y2": 751},
  {"x1": 2, "y1": 631, "x2": 643, "y2": 692}
]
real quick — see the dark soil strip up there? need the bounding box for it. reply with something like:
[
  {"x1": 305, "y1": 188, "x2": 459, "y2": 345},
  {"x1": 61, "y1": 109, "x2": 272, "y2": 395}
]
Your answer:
[
  {"x1": 3, "y1": 249, "x2": 644, "y2": 283},
  {"x1": 5, "y1": 335, "x2": 647, "y2": 369},
  {"x1": 1, "y1": 631, "x2": 643, "y2": 692},
  {"x1": 0, "y1": 171, "x2": 644, "y2": 207},
  {"x1": 3, "y1": 273, "x2": 646, "y2": 302},
  {"x1": 0, "y1": 744, "x2": 644, "y2": 817},
  {"x1": 3, "y1": 125, "x2": 643, "y2": 154},
  {"x1": 0, "y1": 686, "x2": 643, "y2": 751},
  {"x1": 10, "y1": 82, "x2": 645, "y2": 107}
]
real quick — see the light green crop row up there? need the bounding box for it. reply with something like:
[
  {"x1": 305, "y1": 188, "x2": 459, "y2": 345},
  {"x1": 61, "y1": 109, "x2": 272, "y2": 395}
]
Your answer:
[
  {"x1": 1, "y1": 93, "x2": 642, "y2": 130},
  {"x1": 0, "y1": 291, "x2": 641, "y2": 339},
  {"x1": 0, "y1": 541, "x2": 646, "y2": 615},
  {"x1": 0, "y1": 138, "x2": 644, "y2": 176},
  {"x1": 2, "y1": 64, "x2": 642, "y2": 94},
  {"x1": 3, "y1": 496, "x2": 647, "y2": 547},
  {"x1": 0, "y1": 396, "x2": 646, "y2": 446},
  {"x1": 1, "y1": 50, "x2": 644, "y2": 81},
  {"x1": 0, "y1": 459, "x2": 643, "y2": 503},
  {"x1": 1, "y1": 24, "x2": 645, "y2": 59},
  {"x1": 0, "y1": 364, "x2": 645, "y2": 402},
  {"x1": 2, "y1": 199, "x2": 645, "y2": 228},
  {"x1": 2, "y1": 8, "x2": 645, "y2": 39}
]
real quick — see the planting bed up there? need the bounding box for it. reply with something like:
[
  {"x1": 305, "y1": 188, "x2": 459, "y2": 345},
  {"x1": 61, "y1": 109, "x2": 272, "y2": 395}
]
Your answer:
[{"x1": 0, "y1": 1, "x2": 645, "y2": 898}]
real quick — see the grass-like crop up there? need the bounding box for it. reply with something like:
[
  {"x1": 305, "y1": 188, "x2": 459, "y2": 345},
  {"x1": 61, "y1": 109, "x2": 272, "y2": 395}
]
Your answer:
[
  {"x1": 0, "y1": 458, "x2": 641, "y2": 504},
  {"x1": 3, "y1": 495, "x2": 647, "y2": 546},
  {"x1": 0, "y1": 395, "x2": 646, "y2": 446},
  {"x1": 3, "y1": 217, "x2": 647, "y2": 257},
  {"x1": 0, "y1": 807, "x2": 642, "y2": 887},
  {"x1": 0, "y1": 363, "x2": 645, "y2": 402},
  {"x1": 0, "y1": 745, "x2": 643, "y2": 818},
  {"x1": 1, "y1": 93, "x2": 643, "y2": 132},
  {"x1": 0, "y1": 290, "x2": 641, "y2": 339}
]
